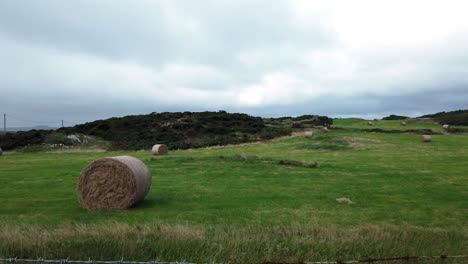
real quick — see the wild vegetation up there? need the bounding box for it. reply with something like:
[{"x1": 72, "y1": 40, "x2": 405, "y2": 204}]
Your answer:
[
  {"x1": 0, "y1": 111, "x2": 332, "y2": 151},
  {"x1": 264, "y1": 114, "x2": 333, "y2": 128},
  {"x1": 57, "y1": 111, "x2": 267, "y2": 150},
  {"x1": 0, "y1": 129, "x2": 54, "y2": 150},
  {"x1": 0, "y1": 131, "x2": 99, "y2": 151},
  {"x1": 0, "y1": 118, "x2": 466, "y2": 263}
]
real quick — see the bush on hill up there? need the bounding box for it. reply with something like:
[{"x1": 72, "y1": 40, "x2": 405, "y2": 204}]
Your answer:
[
  {"x1": 0, "y1": 130, "x2": 53, "y2": 150},
  {"x1": 58, "y1": 111, "x2": 280, "y2": 150},
  {"x1": 382, "y1": 114, "x2": 409, "y2": 120}
]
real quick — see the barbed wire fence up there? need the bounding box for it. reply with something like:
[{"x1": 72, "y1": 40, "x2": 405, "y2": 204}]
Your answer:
[
  {"x1": 264, "y1": 255, "x2": 468, "y2": 264},
  {"x1": 0, "y1": 259, "x2": 191, "y2": 264},
  {"x1": 0, "y1": 255, "x2": 467, "y2": 264}
]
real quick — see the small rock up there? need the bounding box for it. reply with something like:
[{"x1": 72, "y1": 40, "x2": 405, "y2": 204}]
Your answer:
[{"x1": 336, "y1": 197, "x2": 354, "y2": 204}]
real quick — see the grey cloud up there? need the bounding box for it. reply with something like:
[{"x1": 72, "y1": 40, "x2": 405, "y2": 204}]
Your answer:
[
  {"x1": 242, "y1": 90, "x2": 468, "y2": 119},
  {"x1": 0, "y1": 1, "x2": 333, "y2": 68},
  {"x1": 0, "y1": 1, "x2": 173, "y2": 64},
  {"x1": 0, "y1": 1, "x2": 467, "y2": 127}
]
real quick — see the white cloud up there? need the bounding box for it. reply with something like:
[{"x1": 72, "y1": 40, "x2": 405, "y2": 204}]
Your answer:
[
  {"x1": 291, "y1": 0, "x2": 468, "y2": 48},
  {"x1": 235, "y1": 73, "x2": 300, "y2": 107}
]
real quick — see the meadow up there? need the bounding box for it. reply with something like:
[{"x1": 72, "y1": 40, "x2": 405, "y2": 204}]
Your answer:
[{"x1": 0, "y1": 119, "x2": 467, "y2": 263}]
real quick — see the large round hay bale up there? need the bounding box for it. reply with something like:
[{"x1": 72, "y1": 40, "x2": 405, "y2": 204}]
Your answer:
[
  {"x1": 152, "y1": 144, "x2": 168, "y2": 155},
  {"x1": 420, "y1": 135, "x2": 432, "y2": 142},
  {"x1": 305, "y1": 131, "x2": 313, "y2": 138},
  {"x1": 77, "y1": 156, "x2": 152, "y2": 210},
  {"x1": 400, "y1": 121, "x2": 407, "y2": 126},
  {"x1": 443, "y1": 124, "x2": 449, "y2": 130},
  {"x1": 367, "y1": 121, "x2": 373, "y2": 126}
]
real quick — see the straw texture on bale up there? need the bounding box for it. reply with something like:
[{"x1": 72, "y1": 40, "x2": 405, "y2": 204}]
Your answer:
[
  {"x1": 304, "y1": 131, "x2": 313, "y2": 138},
  {"x1": 400, "y1": 122, "x2": 407, "y2": 126},
  {"x1": 77, "y1": 156, "x2": 152, "y2": 210},
  {"x1": 420, "y1": 135, "x2": 432, "y2": 142},
  {"x1": 152, "y1": 144, "x2": 169, "y2": 155}
]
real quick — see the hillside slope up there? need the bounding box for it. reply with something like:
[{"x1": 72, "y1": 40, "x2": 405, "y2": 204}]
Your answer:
[
  {"x1": 58, "y1": 111, "x2": 292, "y2": 150},
  {"x1": 420, "y1": 109, "x2": 468, "y2": 125},
  {"x1": 1, "y1": 111, "x2": 332, "y2": 151}
]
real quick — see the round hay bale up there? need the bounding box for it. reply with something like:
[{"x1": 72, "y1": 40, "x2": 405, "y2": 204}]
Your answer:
[
  {"x1": 77, "y1": 156, "x2": 152, "y2": 210},
  {"x1": 420, "y1": 135, "x2": 432, "y2": 142},
  {"x1": 367, "y1": 121, "x2": 373, "y2": 126},
  {"x1": 304, "y1": 131, "x2": 313, "y2": 138},
  {"x1": 400, "y1": 121, "x2": 407, "y2": 126},
  {"x1": 152, "y1": 144, "x2": 168, "y2": 155},
  {"x1": 443, "y1": 124, "x2": 449, "y2": 130},
  {"x1": 320, "y1": 127, "x2": 329, "y2": 132}
]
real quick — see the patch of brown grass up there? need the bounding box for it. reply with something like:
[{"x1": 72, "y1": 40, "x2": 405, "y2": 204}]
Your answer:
[
  {"x1": 0, "y1": 222, "x2": 206, "y2": 246},
  {"x1": 343, "y1": 137, "x2": 382, "y2": 150},
  {"x1": 47, "y1": 148, "x2": 107, "y2": 153}
]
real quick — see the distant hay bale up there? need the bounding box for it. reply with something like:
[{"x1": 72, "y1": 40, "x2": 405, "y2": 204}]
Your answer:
[
  {"x1": 368, "y1": 122, "x2": 373, "y2": 126},
  {"x1": 152, "y1": 144, "x2": 169, "y2": 155},
  {"x1": 304, "y1": 131, "x2": 313, "y2": 138},
  {"x1": 320, "y1": 127, "x2": 329, "y2": 132},
  {"x1": 420, "y1": 135, "x2": 432, "y2": 142},
  {"x1": 400, "y1": 121, "x2": 407, "y2": 126},
  {"x1": 77, "y1": 156, "x2": 152, "y2": 210},
  {"x1": 443, "y1": 124, "x2": 450, "y2": 130}
]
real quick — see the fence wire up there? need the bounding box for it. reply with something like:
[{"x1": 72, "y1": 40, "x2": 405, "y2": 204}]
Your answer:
[
  {"x1": 0, "y1": 259, "x2": 193, "y2": 264},
  {"x1": 264, "y1": 255, "x2": 468, "y2": 264},
  {"x1": 0, "y1": 255, "x2": 467, "y2": 264}
]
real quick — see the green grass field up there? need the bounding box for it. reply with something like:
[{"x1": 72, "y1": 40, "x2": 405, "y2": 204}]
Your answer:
[{"x1": 0, "y1": 119, "x2": 467, "y2": 263}]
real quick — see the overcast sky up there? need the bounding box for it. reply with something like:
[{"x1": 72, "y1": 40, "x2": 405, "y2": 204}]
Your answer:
[{"x1": 1, "y1": 0, "x2": 468, "y2": 127}]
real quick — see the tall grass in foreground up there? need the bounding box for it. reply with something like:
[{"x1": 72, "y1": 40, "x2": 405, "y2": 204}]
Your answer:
[{"x1": 0, "y1": 223, "x2": 466, "y2": 263}]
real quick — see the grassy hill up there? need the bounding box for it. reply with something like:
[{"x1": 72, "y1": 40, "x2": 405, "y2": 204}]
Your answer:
[
  {"x1": 333, "y1": 117, "x2": 468, "y2": 134},
  {"x1": 0, "y1": 120, "x2": 466, "y2": 263},
  {"x1": 420, "y1": 109, "x2": 468, "y2": 126},
  {"x1": 334, "y1": 117, "x2": 437, "y2": 129}
]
